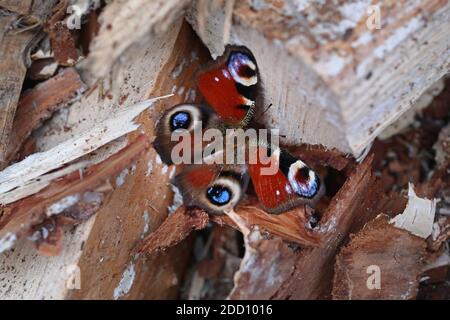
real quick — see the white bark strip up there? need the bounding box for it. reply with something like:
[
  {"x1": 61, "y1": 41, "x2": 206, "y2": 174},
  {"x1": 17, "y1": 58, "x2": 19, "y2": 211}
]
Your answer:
[
  {"x1": 0, "y1": 95, "x2": 172, "y2": 197},
  {"x1": 390, "y1": 183, "x2": 436, "y2": 239}
]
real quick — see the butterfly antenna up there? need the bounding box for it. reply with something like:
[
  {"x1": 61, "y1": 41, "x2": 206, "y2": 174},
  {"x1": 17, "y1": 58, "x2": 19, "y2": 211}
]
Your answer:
[
  {"x1": 255, "y1": 103, "x2": 273, "y2": 121},
  {"x1": 267, "y1": 127, "x2": 287, "y2": 139}
]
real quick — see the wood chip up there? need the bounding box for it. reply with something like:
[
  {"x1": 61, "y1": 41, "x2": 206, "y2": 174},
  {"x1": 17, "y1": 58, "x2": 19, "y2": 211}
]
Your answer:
[
  {"x1": 0, "y1": 134, "x2": 150, "y2": 253},
  {"x1": 332, "y1": 215, "x2": 427, "y2": 300},
  {"x1": 212, "y1": 200, "x2": 323, "y2": 247},
  {"x1": 390, "y1": 183, "x2": 436, "y2": 239},
  {"x1": 138, "y1": 207, "x2": 209, "y2": 254},
  {"x1": 27, "y1": 58, "x2": 58, "y2": 80},
  {"x1": 0, "y1": 95, "x2": 171, "y2": 199},
  {"x1": 7, "y1": 67, "x2": 87, "y2": 163},
  {"x1": 0, "y1": 12, "x2": 44, "y2": 167},
  {"x1": 46, "y1": 0, "x2": 80, "y2": 66},
  {"x1": 228, "y1": 156, "x2": 398, "y2": 299}
]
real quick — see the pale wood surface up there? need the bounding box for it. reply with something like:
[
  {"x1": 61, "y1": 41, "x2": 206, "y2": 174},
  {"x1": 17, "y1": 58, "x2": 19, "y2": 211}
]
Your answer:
[
  {"x1": 0, "y1": 15, "x2": 203, "y2": 299},
  {"x1": 1, "y1": 0, "x2": 448, "y2": 300},
  {"x1": 0, "y1": 1, "x2": 58, "y2": 167},
  {"x1": 80, "y1": 0, "x2": 191, "y2": 79},
  {"x1": 187, "y1": 0, "x2": 450, "y2": 156}
]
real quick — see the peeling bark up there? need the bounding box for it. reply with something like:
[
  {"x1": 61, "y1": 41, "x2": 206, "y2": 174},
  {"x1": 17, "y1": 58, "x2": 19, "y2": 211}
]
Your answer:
[
  {"x1": 0, "y1": 1, "x2": 58, "y2": 167},
  {"x1": 332, "y1": 215, "x2": 427, "y2": 300},
  {"x1": 228, "y1": 156, "x2": 402, "y2": 299},
  {"x1": 0, "y1": 135, "x2": 149, "y2": 253},
  {"x1": 45, "y1": 0, "x2": 80, "y2": 66},
  {"x1": 6, "y1": 68, "x2": 86, "y2": 164},
  {"x1": 139, "y1": 207, "x2": 209, "y2": 254}
]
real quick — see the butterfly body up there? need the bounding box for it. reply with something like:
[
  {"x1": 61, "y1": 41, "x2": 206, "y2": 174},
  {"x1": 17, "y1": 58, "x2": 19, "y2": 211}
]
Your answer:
[{"x1": 154, "y1": 45, "x2": 324, "y2": 215}]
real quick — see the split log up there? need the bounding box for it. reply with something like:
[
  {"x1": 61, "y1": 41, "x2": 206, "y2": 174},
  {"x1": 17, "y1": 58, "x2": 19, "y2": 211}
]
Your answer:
[
  {"x1": 5, "y1": 67, "x2": 86, "y2": 164},
  {"x1": 332, "y1": 215, "x2": 427, "y2": 300},
  {"x1": 80, "y1": 0, "x2": 191, "y2": 80},
  {"x1": 0, "y1": 135, "x2": 150, "y2": 253},
  {"x1": 138, "y1": 207, "x2": 209, "y2": 255},
  {"x1": 0, "y1": 12, "x2": 208, "y2": 299},
  {"x1": 186, "y1": 0, "x2": 450, "y2": 156},
  {"x1": 227, "y1": 156, "x2": 405, "y2": 299},
  {"x1": 0, "y1": 0, "x2": 58, "y2": 168},
  {"x1": 1, "y1": 0, "x2": 448, "y2": 301}
]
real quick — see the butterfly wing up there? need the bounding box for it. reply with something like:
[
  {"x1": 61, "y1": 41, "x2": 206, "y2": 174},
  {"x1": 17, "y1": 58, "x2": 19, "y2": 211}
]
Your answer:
[
  {"x1": 248, "y1": 145, "x2": 324, "y2": 214},
  {"x1": 198, "y1": 45, "x2": 259, "y2": 126},
  {"x1": 153, "y1": 103, "x2": 220, "y2": 164},
  {"x1": 157, "y1": 46, "x2": 322, "y2": 215},
  {"x1": 174, "y1": 164, "x2": 249, "y2": 215}
]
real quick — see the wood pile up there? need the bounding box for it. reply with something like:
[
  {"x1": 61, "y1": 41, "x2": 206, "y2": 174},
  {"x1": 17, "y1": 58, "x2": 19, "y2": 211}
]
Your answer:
[{"x1": 0, "y1": 0, "x2": 448, "y2": 300}]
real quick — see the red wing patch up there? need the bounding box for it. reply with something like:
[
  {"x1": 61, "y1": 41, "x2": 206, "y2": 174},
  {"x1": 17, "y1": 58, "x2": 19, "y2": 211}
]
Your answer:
[
  {"x1": 248, "y1": 146, "x2": 293, "y2": 213},
  {"x1": 197, "y1": 46, "x2": 258, "y2": 126},
  {"x1": 182, "y1": 165, "x2": 218, "y2": 189},
  {"x1": 248, "y1": 145, "x2": 324, "y2": 214},
  {"x1": 198, "y1": 67, "x2": 248, "y2": 125}
]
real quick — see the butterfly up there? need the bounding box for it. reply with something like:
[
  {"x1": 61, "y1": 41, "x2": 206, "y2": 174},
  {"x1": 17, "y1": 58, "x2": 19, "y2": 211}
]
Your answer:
[{"x1": 153, "y1": 45, "x2": 324, "y2": 215}]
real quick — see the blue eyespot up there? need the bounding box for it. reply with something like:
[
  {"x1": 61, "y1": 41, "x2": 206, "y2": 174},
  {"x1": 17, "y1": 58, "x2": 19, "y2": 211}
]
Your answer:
[
  {"x1": 170, "y1": 111, "x2": 190, "y2": 131},
  {"x1": 206, "y1": 185, "x2": 231, "y2": 206}
]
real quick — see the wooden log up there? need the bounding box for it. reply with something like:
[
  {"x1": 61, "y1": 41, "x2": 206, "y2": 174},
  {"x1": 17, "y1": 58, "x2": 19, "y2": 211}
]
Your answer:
[
  {"x1": 5, "y1": 67, "x2": 86, "y2": 164},
  {"x1": 0, "y1": 135, "x2": 150, "y2": 252},
  {"x1": 227, "y1": 156, "x2": 403, "y2": 299},
  {"x1": 0, "y1": 16, "x2": 209, "y2": 299},
  {"x1": 332, "y1": 215, "x2": 427, "y2": 300},
  {"x1": 80, "y1": 0, "x2": 191, "y2": 80},
  {"x1": 0, "y1": 0, "x2": 57, "y2": 21},
  {"x1": 0, "y1": 1, "x2": 58, "y2": 168},
  {"x1": 186, "y1": 0, "x2": 450, "y2": 156}
]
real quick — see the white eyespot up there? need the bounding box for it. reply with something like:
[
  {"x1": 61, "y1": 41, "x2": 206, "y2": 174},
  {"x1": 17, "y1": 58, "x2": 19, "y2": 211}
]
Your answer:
[
  {"x1": 228, "y1": 53, "x2": 258, "y2": 87},
  {"x1": 287, "y1": 160, "x2": 318, "y2": 198},
  {"x1": 308, "y1": 170, "x2": 315, "y2": 181},
  {"x1": 288, "y1": 160, "x2": 307, "y2": 179},
  {"x1": 231, "y1": 73, "x2": 257, "y2": 87}
]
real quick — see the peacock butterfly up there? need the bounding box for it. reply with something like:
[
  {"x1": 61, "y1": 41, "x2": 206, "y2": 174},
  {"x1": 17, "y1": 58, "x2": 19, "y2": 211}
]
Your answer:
[{"x1": 153, "y1": 45, "x2": 324, "y2": 215}]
